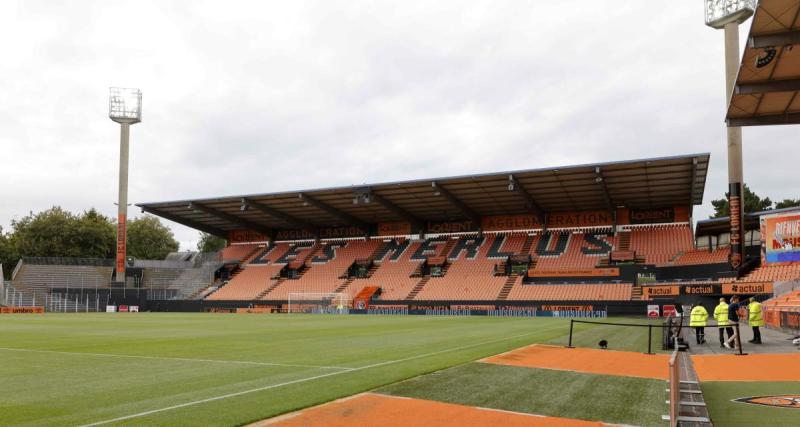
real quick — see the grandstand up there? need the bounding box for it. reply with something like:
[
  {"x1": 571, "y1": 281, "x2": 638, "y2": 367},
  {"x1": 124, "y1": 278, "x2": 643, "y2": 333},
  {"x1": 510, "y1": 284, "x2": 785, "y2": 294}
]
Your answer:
[
  {"x1": 9, "y1": 153, "x2": 799, "y2": 315},
  {"x1": 130, "y1": 152, "x2": 786, "y2": 313}
]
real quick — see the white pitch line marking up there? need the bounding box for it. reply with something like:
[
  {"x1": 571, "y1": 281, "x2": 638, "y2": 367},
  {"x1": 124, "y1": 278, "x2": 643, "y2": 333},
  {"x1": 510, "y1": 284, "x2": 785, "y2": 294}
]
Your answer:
[
  {"x1": 79, "y1": 329, "x2": 544, "y2": 427},
  {"x1": 0, "y1": 347, "x2": 353, "y2": 371}
]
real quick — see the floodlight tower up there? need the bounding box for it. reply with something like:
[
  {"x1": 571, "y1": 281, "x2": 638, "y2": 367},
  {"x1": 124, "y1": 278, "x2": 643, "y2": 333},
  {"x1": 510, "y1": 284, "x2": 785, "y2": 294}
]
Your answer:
[
  {"x1": 704, "y1": 0, "x2": 755, "y2": 270},
  {"x1": 109, "y1": 88, "x2": 142, "y2": 284}
]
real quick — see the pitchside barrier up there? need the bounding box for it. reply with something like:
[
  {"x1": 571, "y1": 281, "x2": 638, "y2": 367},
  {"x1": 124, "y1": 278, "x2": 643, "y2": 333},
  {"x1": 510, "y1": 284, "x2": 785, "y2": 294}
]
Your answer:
[{"x1": 566, "y1": 319, "x2": 669, "y2": 355}]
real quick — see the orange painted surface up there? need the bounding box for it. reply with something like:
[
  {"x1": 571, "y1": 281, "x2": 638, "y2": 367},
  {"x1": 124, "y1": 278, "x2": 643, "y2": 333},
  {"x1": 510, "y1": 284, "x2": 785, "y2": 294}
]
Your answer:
[
  {"x1": 482, "y1": 344, "x2": 669, "y2": 380},
  {"x1": 692, "y1": 354, "x2": 800, "y2": 381},
  {"x1": 256, "y1": 393, "x2": 609, "y2": 427}
]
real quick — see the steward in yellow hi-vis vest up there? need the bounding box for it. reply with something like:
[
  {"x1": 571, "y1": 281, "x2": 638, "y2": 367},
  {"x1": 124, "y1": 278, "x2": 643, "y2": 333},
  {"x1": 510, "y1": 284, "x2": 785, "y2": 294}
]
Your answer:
[
  {"x1": 690, "y1": 304, "x2": 708, "y2": 344},
  {"x1": 747, "y1": 298, "x2": 764, "y2": 344},
  {"x1": 714, "y1": 298, "x2": 734, "y2": 347}
]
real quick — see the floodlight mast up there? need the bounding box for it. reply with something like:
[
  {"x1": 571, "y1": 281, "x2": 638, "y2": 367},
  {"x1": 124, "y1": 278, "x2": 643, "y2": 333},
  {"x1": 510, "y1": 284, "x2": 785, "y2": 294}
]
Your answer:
[
  {"x1": 109, "y1": 87, "x2": 142, "y2": 284},
  {"x1": 704, "y1": 0, "x2": 754, "y2": 271}
]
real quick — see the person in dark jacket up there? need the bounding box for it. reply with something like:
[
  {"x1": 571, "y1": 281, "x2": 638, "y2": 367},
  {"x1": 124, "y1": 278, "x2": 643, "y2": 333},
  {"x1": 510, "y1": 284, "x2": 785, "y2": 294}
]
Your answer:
[{"x1": 724, "y1": 295, "x2": 746, "y2": 349}]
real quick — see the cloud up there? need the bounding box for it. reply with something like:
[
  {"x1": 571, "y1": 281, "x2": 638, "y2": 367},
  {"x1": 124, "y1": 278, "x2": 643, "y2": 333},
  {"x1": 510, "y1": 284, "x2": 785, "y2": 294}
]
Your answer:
[{"x1": 0, "y1": 1, "x2": 795, "y2": 250}]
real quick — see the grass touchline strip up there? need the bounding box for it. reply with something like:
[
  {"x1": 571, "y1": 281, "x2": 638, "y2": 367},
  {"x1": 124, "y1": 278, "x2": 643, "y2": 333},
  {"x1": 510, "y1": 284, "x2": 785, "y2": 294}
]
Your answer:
[
  {"x1": 0, "y1": 346, "x2": 356, "y2": 371},
  {"x1": 79, "y1": 329, "x2": 546, "y2": 427}
]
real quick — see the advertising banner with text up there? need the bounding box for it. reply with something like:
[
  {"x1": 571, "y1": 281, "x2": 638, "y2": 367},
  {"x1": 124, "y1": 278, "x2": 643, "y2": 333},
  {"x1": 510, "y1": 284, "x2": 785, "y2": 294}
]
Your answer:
[{"x1": 761, "y1": 211, "x2": 800, "y2": 264}]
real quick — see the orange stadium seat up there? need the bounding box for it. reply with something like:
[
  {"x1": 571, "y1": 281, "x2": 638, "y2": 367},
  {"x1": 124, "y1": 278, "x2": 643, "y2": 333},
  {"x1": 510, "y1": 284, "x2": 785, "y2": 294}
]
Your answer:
[
  {"x1": 368, "y1": 241, "x2": 425, "y2": 300},
  {"x1": 267, "y1": 239, "x2": 382, "y2": 300},
  {"x1": 414, "y1": 235, "x2": 509, "y2": 301},
  {"x1": 672, "y1": 247, "x2": 730, "y2": 265},
  {"x1": 627, "y1": 224, "x2": 693, "y2": 265}
]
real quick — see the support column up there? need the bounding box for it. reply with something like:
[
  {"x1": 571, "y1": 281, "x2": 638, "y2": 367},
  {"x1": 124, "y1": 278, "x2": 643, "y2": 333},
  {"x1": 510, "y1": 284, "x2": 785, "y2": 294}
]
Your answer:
[
  {"x1": 724, "y1": 22, "x2": 745, "y2": 270},
  {"x1": 115, "y1": 122, "x2": 130, "y2": 283}
]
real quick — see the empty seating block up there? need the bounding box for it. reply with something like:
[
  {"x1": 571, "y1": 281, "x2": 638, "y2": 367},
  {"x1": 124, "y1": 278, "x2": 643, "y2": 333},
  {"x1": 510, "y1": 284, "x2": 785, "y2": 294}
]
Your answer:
[
  {"x1": 506, "y1": 283, "x2": 632, "y2": 301},
  {"x1": 207, "y1": 265, "x2": 284, "y2": 300},
  {"x1": 268, "y1": 240, "x2": 382, "y2": 300},
  {"x1": 368, "y1": 241, "x2": 425, "y2": 300},
  {"x1": 220, "y1": 244, "x2": 260, "y2": 262},
  {"x1": 735, "y1": 263, "x2": 800, "y2": 283},
  {"x1": 673, "y1": 247, "x2": 730, "y2": 265},
  {"x1": 532, "y1": 232, "x2": 617, "y2": 270},
  {"x1": 414, "y1": 235, "x2": 508, "y2": 301},
  {"x1": 628, "y1": 224, "x2": 692, "y2": 265}
]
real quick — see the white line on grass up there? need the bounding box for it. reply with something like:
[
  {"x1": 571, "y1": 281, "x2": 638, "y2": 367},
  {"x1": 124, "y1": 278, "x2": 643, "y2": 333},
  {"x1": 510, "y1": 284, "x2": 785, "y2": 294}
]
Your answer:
[
  {"x1": 79, "y1": 329, "x2": 542, "y2": 427},
  {"x1": 0, "y1": 347, "x2": 353, "y2": 371}
]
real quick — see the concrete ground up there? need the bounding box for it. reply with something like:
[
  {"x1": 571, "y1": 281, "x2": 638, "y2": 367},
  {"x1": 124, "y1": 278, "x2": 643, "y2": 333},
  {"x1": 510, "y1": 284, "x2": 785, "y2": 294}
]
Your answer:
[{"x1": 687, "y1": 325, "x2": 798, "y2": 355}]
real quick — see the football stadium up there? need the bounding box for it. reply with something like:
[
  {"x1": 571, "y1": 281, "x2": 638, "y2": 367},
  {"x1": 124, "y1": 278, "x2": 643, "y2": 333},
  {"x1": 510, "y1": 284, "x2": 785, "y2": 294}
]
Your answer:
[{"x1": 2, "y1": 1, "x2": 800, "y2": 427}]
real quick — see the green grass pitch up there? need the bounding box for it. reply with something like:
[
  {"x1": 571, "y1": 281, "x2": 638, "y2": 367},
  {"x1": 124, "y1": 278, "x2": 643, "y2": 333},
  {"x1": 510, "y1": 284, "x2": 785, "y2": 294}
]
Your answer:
[
  {"x1": 2, "y1": 313, "x2": 748, "y2": 427},
  {"x1": 0, "y1": 313, "x2": 574, "y2": 426}
]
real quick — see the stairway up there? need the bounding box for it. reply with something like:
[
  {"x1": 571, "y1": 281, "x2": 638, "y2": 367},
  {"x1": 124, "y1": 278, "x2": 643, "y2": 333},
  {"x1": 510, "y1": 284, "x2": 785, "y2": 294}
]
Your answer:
[
  {"x1": 410, "y1": 262, "x2": 425, "y2": 278},
  {"x1": 364, "y1": 263, "x2": 380, "y2": 277},
  {"x1": 618, "y1": 231, "x2": 631, "y2": 251},
  {"x1": 496, "y1": 273, "x2": 519, "y2": 300},
  {"x1": 370, "y1": 240, "x2": 391, "y2": 262},
  {"x1": 520, "y1": 234, "x2": 536, "y2": 254},
  {"x1": 301, "y1": 242, "x2": 323, "y2": 267},
  {"x1": 630, "y1": 284, "x2": 643, "y2": 301},
  {"x1": 188, "y1": 284, "x2": 213, "y2": 300},
  {"x1": 494, "y1": 260, "x2": 508, "y2": 276},
  {"x1": 439, "y1": 238, "x2": 458, "y2": 259},
  {"x1": 405, "y1": 276, "x2": 430, "y2": 300},
  {"x1": 241, "y1": 245, "x2": 266, "y2": 264},
  {"x1": 334, "y1": 277, "x2": 355, "y2": 294},
  {"x1": 257, "y1": 278, "x2": 287, "y2": 299}
]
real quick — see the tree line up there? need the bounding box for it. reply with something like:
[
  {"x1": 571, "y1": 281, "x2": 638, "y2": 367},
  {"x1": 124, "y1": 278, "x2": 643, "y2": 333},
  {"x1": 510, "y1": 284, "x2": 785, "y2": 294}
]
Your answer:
[
  {"x1": 0, "y1": 207, "x2": 182, "y2": 279},
  {"x1": 710, "y1": 184, "x2": 800, "y2": 218}
]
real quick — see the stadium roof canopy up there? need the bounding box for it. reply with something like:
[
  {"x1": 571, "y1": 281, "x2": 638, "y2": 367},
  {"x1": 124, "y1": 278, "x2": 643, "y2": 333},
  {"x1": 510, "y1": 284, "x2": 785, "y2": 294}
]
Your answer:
[
  {"x1": 726, "y1": 0, "x2": 800, "y2": 126},
  {"x1": 695, "y1": 205, "x2": 800, "y2": 236},
  {"x1": 137, "y1": 153, "x2": 710, "y2": 238}
]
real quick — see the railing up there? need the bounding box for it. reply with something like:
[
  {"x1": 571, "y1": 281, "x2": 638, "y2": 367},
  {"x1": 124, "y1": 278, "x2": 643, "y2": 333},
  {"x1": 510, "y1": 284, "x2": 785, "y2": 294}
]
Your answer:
[
  {"x1": 133, "y1": 260, "x2": 193, "y2": 269},
  {"x1": 667, "y1": 338, "x2": 679, "y2": 427},
  {"x1": 22, "y1": 257, "x2": 114, "y2": 266},
  {"x1": 12, "y1": 259, "x2": 23, "y2": 280}
]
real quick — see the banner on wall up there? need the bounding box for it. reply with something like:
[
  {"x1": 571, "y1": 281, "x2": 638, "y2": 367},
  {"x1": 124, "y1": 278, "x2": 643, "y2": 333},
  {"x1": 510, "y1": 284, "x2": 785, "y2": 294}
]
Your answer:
[
  {"x1": 527, "y1": 268, "x2": 619, "y2": 278},
  {"x1": 729, "y1": 183, "x2": 744, "y2": 269},
  {"x1": 722, "y1": 282, "x2": 773, "y2": 295},
  {"x1": 481, "y1": 214, "x2": 540, "y2": 231},
  {"x1": 629, "y1": 207, "x2": 675, "y2": 224},
  {"x1": 761, "y1": 211, "x2": 800, "y2": 264},
  {"x1": 378, "y1": 221, "x2": 412, "y2": 236},
  {"x1": 647, "y1": 305, "x2": 660, "y2": 318},
  {"x1": 547, "y1": 210, "x2": 613, "y2": 228},
  {"x1": 642, "y1": 286, "x2": 680, "y2": 298},
  {"x1": 229, "y1": 230, "x2": 270, "y2": 244},
  {"x1": 427, "y1": 220, "x2": 477, "y2": 234},
  {"x1": 116, "y1": 214, "x2": 127, "y2": 276}
]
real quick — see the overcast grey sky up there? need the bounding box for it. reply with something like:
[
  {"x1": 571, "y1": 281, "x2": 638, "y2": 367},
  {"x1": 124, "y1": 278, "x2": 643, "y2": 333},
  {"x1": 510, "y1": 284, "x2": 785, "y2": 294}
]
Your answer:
[{"x1": 0, "y1": 1, "x2": 796, "y2": 250}]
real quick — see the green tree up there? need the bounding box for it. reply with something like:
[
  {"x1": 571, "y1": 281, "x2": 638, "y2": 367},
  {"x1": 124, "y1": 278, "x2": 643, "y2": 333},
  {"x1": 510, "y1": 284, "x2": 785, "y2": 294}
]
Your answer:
[
  {"x1": 710, "y1": 184, "x2": 773, "y2": 218},
  {"x1": 73, "y1": 209, "x2": 116, "y2": 259},
  {"x1": 775, "y1": 198, "x2": 800, "y2": 210},
  {"x1": 197, "y1": 232, "x2": 226, "y2": 253},
  {"x1": 0, "y1": 226, "x2": 16, "y2": 279},
  {"x1": 6, "y1": 207, "x2": 116, "y2": 261},
  {"x1": 10, "y1": 207, "x2": 80, "y2": 257},
  {"x1": 126, "y1": 215, "x2": 179, "y2": 260}
]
